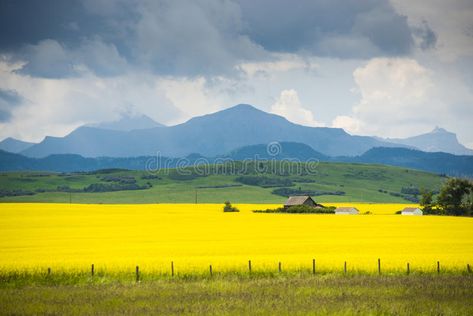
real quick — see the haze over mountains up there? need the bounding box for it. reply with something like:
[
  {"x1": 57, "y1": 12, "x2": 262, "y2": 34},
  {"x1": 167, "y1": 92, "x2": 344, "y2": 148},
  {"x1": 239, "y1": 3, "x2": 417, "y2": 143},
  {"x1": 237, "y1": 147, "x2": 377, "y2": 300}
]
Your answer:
[
  {"x1": 16, "y1": 105, "x2": 387, "y2": 158},
  {"x1": 86, "y1": 114, "x2": 165, "y2": 131},
  {"x1": 0, "y1": 104, "x2": 472, "y2": 161},
  {"x1": 384, "y1": 127, "x2": 473, "y2": 156},
  {"x1": 0, "y1": 138, "x2": 35, "y2": 154}
]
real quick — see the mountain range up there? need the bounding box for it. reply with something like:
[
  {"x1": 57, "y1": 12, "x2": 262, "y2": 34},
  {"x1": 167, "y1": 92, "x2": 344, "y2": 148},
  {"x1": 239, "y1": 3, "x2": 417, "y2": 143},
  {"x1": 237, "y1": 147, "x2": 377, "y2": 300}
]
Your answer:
[
  {"x1": 384, "y1": 127, "x2": 473, "y2": 155},
  {"x1": 0, "y1": 104, "x2": 472, "y2": 178},
  {"x1": 1, "y1": 143, "x2": 473, "y2": 177},
  {"x1": 86, "y1": 114, "x2": 164, "y2": 131},
  {"x1": 228, "y1": 143, "x2": 473, "y2": 177},
  {"x1": 16, "y1": 105, "x2": 393, "y2": 158},
  {"x1": 0, "y1": 137, "x2": 36, "y2": 154},
  {"x1": 2, "y1": 104, "x2": 471, "y2": 159}
]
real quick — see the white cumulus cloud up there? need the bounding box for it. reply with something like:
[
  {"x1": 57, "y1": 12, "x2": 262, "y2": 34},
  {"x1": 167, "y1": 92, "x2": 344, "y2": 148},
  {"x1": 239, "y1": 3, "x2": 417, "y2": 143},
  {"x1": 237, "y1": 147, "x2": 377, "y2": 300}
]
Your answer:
[
  {"x1": 331, "y1": 58, "x2": 473, "y2": 145},
  {"x1": 331, "y1": 115, "x2": 361, "y2": 134},
  {"x1": 332, "y1": 58, "x2": 436, "y2": 136},
  {"x1": 271, "y1": 89, "x2": 324, "y2": 127}
]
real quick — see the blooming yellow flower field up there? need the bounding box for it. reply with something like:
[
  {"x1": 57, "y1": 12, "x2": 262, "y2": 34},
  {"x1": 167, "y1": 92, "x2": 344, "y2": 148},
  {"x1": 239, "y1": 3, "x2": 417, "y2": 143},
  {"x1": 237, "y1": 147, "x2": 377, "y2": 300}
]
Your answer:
[
  {"x1": 0, "y1": 203, "x2": 472, "y2": 273},
  {"x1": 327, "y1": 202, "x2": 419, "y2": 215}
]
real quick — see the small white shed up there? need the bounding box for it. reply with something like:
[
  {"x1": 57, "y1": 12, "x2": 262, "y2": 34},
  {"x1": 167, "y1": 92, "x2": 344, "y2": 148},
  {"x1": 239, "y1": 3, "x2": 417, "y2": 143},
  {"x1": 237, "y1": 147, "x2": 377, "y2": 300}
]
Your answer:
[
  {"x1": 401, "y1": 207, "x2": 423, "y2": 216},
  {"x1": 335, "y1": 207, "x2": 359, "y2": 215}
]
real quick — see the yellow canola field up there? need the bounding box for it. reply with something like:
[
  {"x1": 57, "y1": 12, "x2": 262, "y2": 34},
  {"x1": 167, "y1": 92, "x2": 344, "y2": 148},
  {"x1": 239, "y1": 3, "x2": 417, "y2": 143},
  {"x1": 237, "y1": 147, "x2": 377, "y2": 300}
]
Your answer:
[
  {"x1": 326, "y1": 203, "x2": 419, "y2": 215},
  {"x1": 0, "y1": 203, "x2": 472, "y2": 273}
]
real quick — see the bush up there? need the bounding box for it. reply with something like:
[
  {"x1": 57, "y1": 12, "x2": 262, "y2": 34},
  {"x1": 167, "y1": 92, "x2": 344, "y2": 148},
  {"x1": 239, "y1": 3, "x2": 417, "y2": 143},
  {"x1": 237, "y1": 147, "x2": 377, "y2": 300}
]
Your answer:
[
  {"x1": 223, "y1": 201, "x2": 239, "y2": 212},
  {"x1": 254, "y1": 205, "x2": 335, "y2": 214},
  {"x1": 141, "y1": 174, "x2": 161, "y2": 180},
  {"x1": 401, "y1": 187, "x2": 420, "y2": 195}
]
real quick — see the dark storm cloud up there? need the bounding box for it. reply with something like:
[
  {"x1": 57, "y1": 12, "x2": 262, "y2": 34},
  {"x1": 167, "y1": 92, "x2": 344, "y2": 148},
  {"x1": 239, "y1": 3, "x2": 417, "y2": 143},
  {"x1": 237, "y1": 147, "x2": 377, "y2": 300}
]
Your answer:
[
  {"x1": 0, "y1": 0, "x2": 422, "y2": 78},
  {"x1": 0, "y1": 0, "x2": 105, "y2": 49},
  {"x1": 413, "y1": 21, "x2": 437, "y2": 50},
  {"x1": 0, "y1": 0, "x2": 134, "y2": 78},
  {"x1": 16, "y1": 38, "x2": 129, "y2": 78},
  {"x1": 238, "y1": 0, "x2": 414, "y2": 58},
  {"x1": 130, "y1": 0, "x2": 265, "y2": 76},
  {"x1": 0, "y1": 89, "x2": 23, "y2": 122}
]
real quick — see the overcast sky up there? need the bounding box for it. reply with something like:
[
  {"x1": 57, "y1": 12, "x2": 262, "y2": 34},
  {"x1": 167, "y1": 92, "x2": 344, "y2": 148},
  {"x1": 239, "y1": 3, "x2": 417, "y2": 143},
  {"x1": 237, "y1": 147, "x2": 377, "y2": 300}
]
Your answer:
[{"x1": 0, "y1": 0, "x2": 472, "y2": 148}]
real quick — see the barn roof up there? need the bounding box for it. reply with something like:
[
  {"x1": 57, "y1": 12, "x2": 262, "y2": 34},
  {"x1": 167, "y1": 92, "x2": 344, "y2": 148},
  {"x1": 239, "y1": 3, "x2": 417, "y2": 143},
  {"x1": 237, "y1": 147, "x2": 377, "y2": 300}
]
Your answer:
[
  {"x1": 335, "y1": 207, "x2": 359, "y2": 211},
  {"x1": 284, "y1": 195, "x2": 313, "y2": 206},
  {"x1": 402, "y1": 207, "x2": 421, "y2": 212}
]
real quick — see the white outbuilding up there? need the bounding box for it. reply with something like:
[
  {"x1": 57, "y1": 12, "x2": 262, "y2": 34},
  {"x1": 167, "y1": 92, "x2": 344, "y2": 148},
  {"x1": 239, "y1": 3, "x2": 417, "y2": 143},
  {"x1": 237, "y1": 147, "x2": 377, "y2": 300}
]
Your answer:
[
  {"x1": 335, "y1": 207, "x2": 359, "y2": 215},
  {"x1": 401, "y1": 207, "x2": 423, "y2": 216}
]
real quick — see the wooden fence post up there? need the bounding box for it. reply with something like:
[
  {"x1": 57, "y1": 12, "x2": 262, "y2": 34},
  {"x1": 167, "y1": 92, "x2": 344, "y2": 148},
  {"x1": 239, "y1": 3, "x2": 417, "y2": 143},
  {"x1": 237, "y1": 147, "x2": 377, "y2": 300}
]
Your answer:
[
  {"x1": 136, "y1": 266, "x2": 140, "y2": 282},
  {"x1": 248, "y1": 260, "x2": 252, "y2": 273},
  {"x1": 171, "y1": 261, "x2": 174, "y2": 277},
  {"x1": 312, "y1": 259, "x2": 316, "y2": 275},
  {"x1": 468, "y1": 264, "x2": 471, "y2": 274},
  {"x1": 437, "y1": 261, "x2": 440, "y2": 274},
  {"x1": 344, "y1": 261, "x2": 347, "y2": 275},
  {"x1": 407, "y1": 263, "x2": 410, "y2": 275},
  {"x1": 91, "y1": 264, "x2": 94, "y2": 276},
  {"x1": 209, "y1": 265, "x2": 213, "y2": 277},
  {"x1": 278, "y1": 262, "x2": 282, "y2": 273},
  {"x1": 47, "y1": 267, "x2": 51, "y2": 276},
  {"x1": 378, "y1": 258, "x2": 381, "y2": 275}
]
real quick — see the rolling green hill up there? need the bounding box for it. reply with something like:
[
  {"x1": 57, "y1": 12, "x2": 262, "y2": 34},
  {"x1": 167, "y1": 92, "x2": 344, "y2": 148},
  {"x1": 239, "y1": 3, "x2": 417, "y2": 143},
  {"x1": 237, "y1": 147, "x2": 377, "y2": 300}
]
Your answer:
[{"x1": 0, "y1": 161, "x2": 445, "y2": 204}]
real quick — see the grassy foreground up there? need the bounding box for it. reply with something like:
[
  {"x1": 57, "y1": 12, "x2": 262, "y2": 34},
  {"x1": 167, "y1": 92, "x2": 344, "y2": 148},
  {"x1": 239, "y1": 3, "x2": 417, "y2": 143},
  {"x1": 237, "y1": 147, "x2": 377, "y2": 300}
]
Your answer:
[{"x1": 1, "y1": 274, "x2": 472, "y2": 315}]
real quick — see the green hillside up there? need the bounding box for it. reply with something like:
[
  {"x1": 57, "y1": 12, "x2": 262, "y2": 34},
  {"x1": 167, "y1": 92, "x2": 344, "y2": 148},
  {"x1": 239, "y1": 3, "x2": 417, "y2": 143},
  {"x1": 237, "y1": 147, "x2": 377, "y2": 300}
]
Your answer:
[{"x1": 0, "y1": 161, "x2": 445, "y2": 204}]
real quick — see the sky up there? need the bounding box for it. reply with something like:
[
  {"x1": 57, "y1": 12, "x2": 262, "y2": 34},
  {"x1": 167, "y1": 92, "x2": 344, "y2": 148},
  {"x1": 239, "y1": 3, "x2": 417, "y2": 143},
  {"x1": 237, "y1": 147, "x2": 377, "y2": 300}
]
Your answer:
[{"x1": 0, "y1": 0, "x2": 472, "y2": 148}]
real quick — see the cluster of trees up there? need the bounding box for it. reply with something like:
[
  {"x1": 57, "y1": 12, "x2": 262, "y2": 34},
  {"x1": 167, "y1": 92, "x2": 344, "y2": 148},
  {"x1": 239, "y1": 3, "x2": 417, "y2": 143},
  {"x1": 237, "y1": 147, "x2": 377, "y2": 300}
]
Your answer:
[
  {"x1": 141, "y1": 174, "x2": 161, "y2": 180},
  {"x1": 421, "y1": 178, "x2": 473, "y2": 216},
  {"x1": 100, "y1": 175, "x2": 137, "y2": 184},
  {"x1": 0, "y1": 189, "x2": 35, "y2": 198},
  {"x1": 223, "y1": 201, "x2": 239, "y2": 212},
  {"x1": 83, "y1": 182, "x2": 152, "y2": 193}
]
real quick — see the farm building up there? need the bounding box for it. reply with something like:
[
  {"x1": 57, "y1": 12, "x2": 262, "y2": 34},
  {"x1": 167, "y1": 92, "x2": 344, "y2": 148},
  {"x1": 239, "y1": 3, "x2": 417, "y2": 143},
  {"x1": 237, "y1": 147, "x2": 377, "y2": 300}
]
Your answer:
[
  {"x1": 401, "y1": 207, "x2": 423, "y2": 216},
  {"x1": 284, "y1": 196, "x2": 324, "y2": 208},
  {"x1": 335, "y1": 207, "x2": 359, "y2": 215}
]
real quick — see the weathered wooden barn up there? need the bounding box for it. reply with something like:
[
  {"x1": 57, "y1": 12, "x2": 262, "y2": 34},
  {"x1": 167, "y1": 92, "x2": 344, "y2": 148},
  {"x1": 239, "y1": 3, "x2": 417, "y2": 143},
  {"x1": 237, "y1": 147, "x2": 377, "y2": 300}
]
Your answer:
[{"x1": 284, "y1": 196, "x2": 324, "y2": 208}]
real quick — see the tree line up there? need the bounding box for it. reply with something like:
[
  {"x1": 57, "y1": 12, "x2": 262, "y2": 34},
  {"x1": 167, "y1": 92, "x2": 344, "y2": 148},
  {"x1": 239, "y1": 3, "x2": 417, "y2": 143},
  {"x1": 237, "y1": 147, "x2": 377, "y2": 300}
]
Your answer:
[{"x1": 420, "y1": 178, "x2": 473, "y2": 216}]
